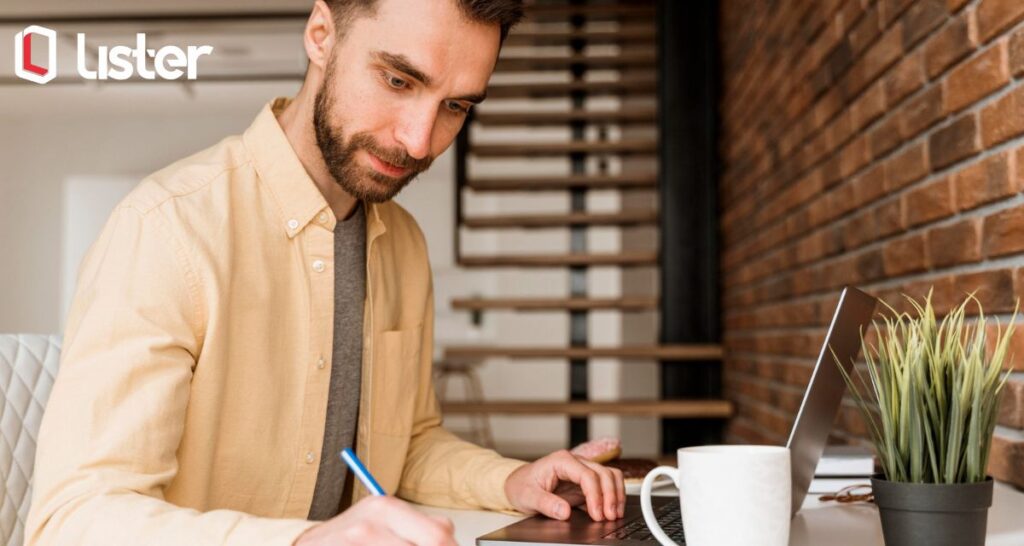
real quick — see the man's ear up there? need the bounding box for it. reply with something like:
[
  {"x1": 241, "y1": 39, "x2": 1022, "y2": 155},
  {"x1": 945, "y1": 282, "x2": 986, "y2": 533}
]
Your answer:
[{"x1": 304, "y1": 0, "x2": 336, "y2": 71}]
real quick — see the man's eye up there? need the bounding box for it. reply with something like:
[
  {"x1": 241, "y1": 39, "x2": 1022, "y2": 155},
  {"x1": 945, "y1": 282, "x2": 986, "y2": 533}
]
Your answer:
[
  {"x1": 383, "y1": 72, "x2": 407, "y2": 89},
  {"x1": 447, "y1": 101, "x2": 469, "y2": 114}
]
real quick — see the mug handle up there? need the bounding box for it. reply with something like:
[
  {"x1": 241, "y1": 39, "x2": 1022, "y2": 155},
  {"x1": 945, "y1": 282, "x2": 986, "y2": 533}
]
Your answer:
[{"x1": 640, "y1": 465, "x2": 681, "y2": 546}]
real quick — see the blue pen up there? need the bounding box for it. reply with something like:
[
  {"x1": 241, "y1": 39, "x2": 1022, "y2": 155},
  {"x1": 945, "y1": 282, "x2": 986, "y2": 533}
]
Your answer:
[{"x1": 340, "y1": 447, "x2": 387, "y2": 496}]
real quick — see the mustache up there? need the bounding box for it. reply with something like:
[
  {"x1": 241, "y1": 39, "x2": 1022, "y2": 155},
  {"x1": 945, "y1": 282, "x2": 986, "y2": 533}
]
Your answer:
[{"x1": 350, "y1": 133, "x2": 432, "y2": 173}]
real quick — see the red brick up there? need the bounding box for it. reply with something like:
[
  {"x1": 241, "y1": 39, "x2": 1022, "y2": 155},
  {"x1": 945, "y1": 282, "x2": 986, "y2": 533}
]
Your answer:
[
  {"x1": 851, "y1": 82, "x2": 887, "y2": 132},
  {"x1": 869, "y1": 115, "x2": 904, "y2": 158},
  {"x1": 905, "y1": 177, "x2": 955, "y2": 227},
  {"x1": 929, "y1": 113, "x2": 980, "y2": 170},
  {"x1": 900, "y1": 85, "x2": 944, "y2": 139},
  {"x1": 796, "y1": 231, "x2": 825, "y2": 264},
  {"x1": 806, "y1": 193, "x2": 833, "y2": 229},
  {"x1": 854, "y1": 248, "x2": 885, "y2": 283},
  {"x1": 813, "y1": 88, "x2": 844, "y2": 130},
  {"x1": 880, "y1": 0, "x2": 915, "y2": 26},
  {"x1": 984, "y1": 206, "x2": 1024, "y2": 257},
  {"x1": 998, "y1": 379, "x2": 1024, "y2": 429},
  {"x1": 926, "y1": 16, "x2": 976, "y2": 79},
  {"x1": 885, "y1": 51, "x2": 926, "y2": 107},
  {"x1": 927, "y1": 218, "x2": 983, "y2": 267},
  {"x1": 903, "y1": 0, "x2": 948, "y2": 49},
  {"x1": 948, "y1": 0, "x2": 970, "y2": 13},
  {"x1": 988, "y1": 434, "x2": 1024, "y2": 487},
  {"x1": 843, "y1": 209, "x2": 878, "y2": 249},
  {"x1": 885, "y1": 143, "x2": 930, "y2": 189},
  {"x1": 848, "y1": 6, "x2": 882, "y2": 57},
  {"x1": 883, "y1": 233, "x2": 929, "y2": 275},
  {"x1": 825, "y1": 111, "x2": 853, "y2": 152},
  {"x1": 823, "y1": 154, "x2": 845, "y2": 188},
  {"x1": 727, "y1": 418, "x2": 778, "y2": 446},
  {"x1": 977, "y1": 0, "x2": 1024, "y2": 43},
  {"x1": 875, "y1": 198, "x2": 906, "y2": 238},
  {"x1": 853, "y1": 164, "x2": 887, "y2": 206},
  {"x1": 845, "y1": 23, "x2": 904, "y2": 99},
  {"x1": 954, "y1": 152, "x2": 1015, "y2": 211},
  {"x1": 981, "y1": 85, "x2": 1024, "y2": 147},
  {"x1": 1002, "y1": 320, "x2": 1024, "y2": 371},
  {"x1": 837, "y1": 0, "x2": 868, "y2": 36},
  {"x1": 944, "y1": 42, "x2": 1010, "y2": 113},
  {"x1": 901, "y1": 275, "x2": 958, "y2": 315},
  {"x1": 954, "y1": 269, "x2": 1016, "y2": 312},
  {"x1": 1018, "y1": 146, "x2": 1024, "y2": 188},
  {"x1": 839, "y1": 136, "x2": 871, "y2": 178},
  {"x1": 1012, "y1": 27, "x2": 1024, "y2": 77},
  {"x1": 825, "y1": 183, "x2": 857, "y2": 224}
]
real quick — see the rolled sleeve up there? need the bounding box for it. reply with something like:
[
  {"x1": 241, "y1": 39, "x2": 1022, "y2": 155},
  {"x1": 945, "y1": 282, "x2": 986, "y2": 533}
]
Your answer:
[{"x1": 396, "y1": 281, "x2": 528, "y2": 513}]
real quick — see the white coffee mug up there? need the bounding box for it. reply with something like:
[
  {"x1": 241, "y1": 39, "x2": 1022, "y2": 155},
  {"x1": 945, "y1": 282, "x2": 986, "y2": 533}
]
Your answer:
[{"x1": 640, "y1": 445, "x2": 791, "y2": 546}]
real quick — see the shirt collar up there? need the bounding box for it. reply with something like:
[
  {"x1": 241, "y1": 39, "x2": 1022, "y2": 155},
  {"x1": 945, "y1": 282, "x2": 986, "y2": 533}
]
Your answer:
[{"x1": 242, "y1": 97, "x2": 386, "y2": 241}]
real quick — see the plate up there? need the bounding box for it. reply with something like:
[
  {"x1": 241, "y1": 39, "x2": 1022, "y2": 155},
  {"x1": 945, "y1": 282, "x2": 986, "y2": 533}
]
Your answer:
[{"x1": 624, "y1": 474, "x2": 674, "y2": 495}]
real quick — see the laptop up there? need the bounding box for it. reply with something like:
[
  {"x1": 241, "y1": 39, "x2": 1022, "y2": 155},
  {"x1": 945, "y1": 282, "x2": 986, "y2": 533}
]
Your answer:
[{"x1": 477, "y1": 286, "x2": 878, "y2": 545}]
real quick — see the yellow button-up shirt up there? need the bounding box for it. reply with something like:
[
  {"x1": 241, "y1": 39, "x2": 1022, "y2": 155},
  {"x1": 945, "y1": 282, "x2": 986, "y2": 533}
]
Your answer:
[{"x1": 26, "y1": 98, "x2": 526, "y2": 545}]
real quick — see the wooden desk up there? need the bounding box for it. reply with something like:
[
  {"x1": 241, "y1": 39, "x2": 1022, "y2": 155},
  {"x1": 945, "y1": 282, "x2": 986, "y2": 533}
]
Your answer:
[{"x1": 415, "y1": 481, "x2": 1024, "y2": 545}]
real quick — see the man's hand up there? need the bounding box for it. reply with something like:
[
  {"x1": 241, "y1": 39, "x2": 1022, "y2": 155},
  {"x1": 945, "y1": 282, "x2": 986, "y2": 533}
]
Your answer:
[
  {"x1": 293, "y1": 495, "x2": 456, "y2": 546},
  {"x1": 504, "y1": 449, "x2": 625, "y2": 522}
]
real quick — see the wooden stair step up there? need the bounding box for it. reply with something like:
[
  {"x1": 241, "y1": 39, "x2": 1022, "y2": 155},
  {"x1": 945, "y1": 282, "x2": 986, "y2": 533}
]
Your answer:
[
  {"x1": 524, "y1": 3, "x2": 656, "y2": 21},
  {"x1": 471, "y1": 139, "x2": 657, "y2": 157},
  {"x1": 442, "y1": 400, "x2": 733, "y2": 418},
  {"x1": 473, "y1": 108, "x2": 656, "y2": 126},
  {"x1": 444, "y1": 344, "x2": 723, "y2": 360},
  {"x1": 451, "y1": 296, "x2": 658, "y2": 311},
  {"x1": 495, "y1": 51, "x2": 656, "y2": 71},
  {"x1": 465, "y1": 173, "x2": 657, "y2": 192},
  {"x1": 506, "y1": 26, "x2": 657, "y2": 45},
  {"x1": 486, "y1": 78, "x2": 656, "y2": 98},
  {"x1": 462, "y1": 210, "x2": 657, "y2": 228},
  {"x1": 458, "y1": 251, "x2": 658, "y2": 267}
]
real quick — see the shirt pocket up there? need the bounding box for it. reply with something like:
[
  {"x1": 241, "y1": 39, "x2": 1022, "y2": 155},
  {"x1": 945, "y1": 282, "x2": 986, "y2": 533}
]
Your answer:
[{"x1": 370, "y1": 325, "x2": 423, "y2": 436}]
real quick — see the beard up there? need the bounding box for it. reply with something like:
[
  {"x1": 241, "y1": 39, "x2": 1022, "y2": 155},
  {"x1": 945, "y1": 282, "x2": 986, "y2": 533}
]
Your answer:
[{"x1": 313, "y1": 58, "x2": 433, "y2": 203}]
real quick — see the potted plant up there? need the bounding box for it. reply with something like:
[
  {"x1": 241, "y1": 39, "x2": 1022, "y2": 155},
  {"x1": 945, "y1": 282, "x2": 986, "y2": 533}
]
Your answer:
[{"x1": 835, "y1": 291, "x2": 1015, "y2": 546}]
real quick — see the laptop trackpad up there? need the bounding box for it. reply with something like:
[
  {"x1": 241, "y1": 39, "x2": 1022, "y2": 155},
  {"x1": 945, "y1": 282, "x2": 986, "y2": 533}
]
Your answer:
[{"x1": 477, "y1": 495, "x2": 675, "y2": 545}]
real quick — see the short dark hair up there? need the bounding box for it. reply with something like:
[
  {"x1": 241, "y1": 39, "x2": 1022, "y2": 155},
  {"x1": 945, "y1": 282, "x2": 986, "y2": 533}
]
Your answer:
[{"x1": 324, "y1": 0, "x2": 524, "y2": 44}]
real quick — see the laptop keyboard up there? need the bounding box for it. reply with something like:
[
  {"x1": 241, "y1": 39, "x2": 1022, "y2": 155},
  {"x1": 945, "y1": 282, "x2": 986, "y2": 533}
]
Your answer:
[{"x1": 603, "y1": 502, "x2": 685, "y2": 543}]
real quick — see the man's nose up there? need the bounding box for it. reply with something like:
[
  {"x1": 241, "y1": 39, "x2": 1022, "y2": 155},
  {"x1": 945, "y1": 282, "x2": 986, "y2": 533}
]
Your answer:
[{"x1": 394, "y1": 103, "x2": 437, "y2": 161}]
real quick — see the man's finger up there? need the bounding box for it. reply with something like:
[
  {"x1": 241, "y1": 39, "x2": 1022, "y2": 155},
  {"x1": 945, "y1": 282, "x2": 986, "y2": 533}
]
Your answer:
[
  {"x1": 339, "y1": 521, "x2": 415, "y2": 546},
  {"x1": 529, "y1": 487, "x2": 574, "y2": 520},
  {"x1": 428, "y1": 514, "x2": 455, "y2": 533},
  {"x1": 582, "y1": 460, "x2": 621, "y2": 520},
  {"x1": 552, "y1": 452, "x2": 605, "y2": 521},
  {"x1": 610, "y1": 467, "x2": 626, "y2": 518},
  {"x1": 381, "y1": 497, "x2": 458, "y2": 546}
]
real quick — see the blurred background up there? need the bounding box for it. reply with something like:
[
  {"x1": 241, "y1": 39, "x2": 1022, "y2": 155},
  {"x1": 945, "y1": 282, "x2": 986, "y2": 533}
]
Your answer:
[{"x1": 0, "y1": 0, "x2": 1022, "y2": 489}]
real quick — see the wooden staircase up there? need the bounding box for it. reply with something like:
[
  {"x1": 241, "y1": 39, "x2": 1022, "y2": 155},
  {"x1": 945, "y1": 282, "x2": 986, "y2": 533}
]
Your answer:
[{"x1": 445, "y1": 0, "x2": 731, "y2": 452}]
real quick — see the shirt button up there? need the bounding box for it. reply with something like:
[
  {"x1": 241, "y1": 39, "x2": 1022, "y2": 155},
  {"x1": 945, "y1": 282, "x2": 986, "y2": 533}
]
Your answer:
[
  {"x1": 312, "y1": 259, "x2": 325, "y2": 272},
  {"x1": 287, "y1": 219, "x2": 299, "y2": 230},
  {"x1": 305, "y1": 451, "x2": 315, "y2": 464},
  {"x1": 317, "y1": 356, "x2": 325, "y2": 369},
  {"x1": 318, "y1": 212, "x2": 328, "y2": 224}
]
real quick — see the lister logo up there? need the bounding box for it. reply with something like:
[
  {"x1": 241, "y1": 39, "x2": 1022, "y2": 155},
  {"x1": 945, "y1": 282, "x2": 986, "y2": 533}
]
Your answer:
[
  {"x1": 14, "y1": 25, "x2": 214, "y2": 84},
  {"x1": 15, "y1": 25, "x2": 57, "y2": 84}
]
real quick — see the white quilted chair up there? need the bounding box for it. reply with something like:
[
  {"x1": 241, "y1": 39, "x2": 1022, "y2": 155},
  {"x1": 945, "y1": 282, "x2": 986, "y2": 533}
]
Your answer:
[{"x1": 0, "y1": 335, "x2": 60, "y2": 546}]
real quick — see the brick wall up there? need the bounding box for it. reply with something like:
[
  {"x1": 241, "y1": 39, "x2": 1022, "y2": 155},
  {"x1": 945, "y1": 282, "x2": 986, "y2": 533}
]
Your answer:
[{"x1": 718, "y1": 0, "x2": 1024, "y2": 487}]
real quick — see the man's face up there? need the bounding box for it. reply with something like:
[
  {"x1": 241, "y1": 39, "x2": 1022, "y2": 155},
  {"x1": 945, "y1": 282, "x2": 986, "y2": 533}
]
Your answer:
[{"x1": 313, "y1": 0, "x2": 500, "y2": 203}]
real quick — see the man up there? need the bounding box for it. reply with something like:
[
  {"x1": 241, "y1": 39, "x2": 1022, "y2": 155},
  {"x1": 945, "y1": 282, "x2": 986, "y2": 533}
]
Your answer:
[{"x1": 26, "y1": 1, "x2": 626, "y2": 545}]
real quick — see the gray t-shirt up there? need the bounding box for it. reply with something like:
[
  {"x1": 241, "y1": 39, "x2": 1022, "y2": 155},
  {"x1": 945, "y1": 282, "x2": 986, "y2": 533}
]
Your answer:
[{"x1": 308, "y1": 202, "x2": 365, "y2": 520}]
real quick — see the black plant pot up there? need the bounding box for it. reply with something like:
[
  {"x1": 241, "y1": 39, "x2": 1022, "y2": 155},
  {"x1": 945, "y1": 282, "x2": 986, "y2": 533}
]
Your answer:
[{"x1": 871, "y1": 475, "x2": 993, "y2": 546}]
